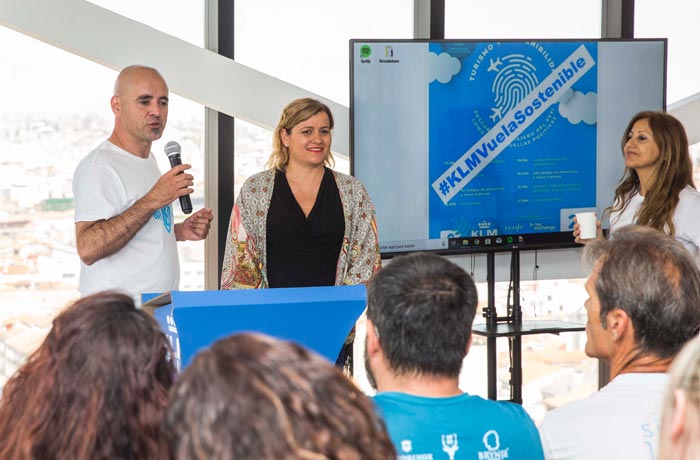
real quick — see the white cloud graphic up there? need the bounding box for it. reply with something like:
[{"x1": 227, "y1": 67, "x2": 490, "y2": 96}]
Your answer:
[
  {"x1": 428, "y1": 51, "x2": 461, "y2": 84},
  {"x1": 558, "y1": 89, "x2": 597, "y2": 125}
]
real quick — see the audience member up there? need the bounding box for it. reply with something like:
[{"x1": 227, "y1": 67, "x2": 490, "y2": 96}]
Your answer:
[
  {"x1": 540, "y1": 225, "x2": 700, "y2": 459},
  {"x1": 73, "y1": 65, "x2": 213, "y2": 302},
  {"x1": 658, "y1": 338, "x2": 700, "y2": 460},
  {"x1": 364, "y1": 252, "x2": 543, "y2": 459},
  {"x1": 163, "y1": 332, "x2": 395, "y2": 460},
  {"x1": 0, "y1": 292, "x2": 175, "y2": 460}
]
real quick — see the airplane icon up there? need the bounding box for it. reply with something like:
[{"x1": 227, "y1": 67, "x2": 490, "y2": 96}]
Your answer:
[
  {"x1": 487, "y1": 57, "x2": 502, "y2": 72},
  {"x1": 489, "y1": 107, "x2": 502, "y2": 122}
]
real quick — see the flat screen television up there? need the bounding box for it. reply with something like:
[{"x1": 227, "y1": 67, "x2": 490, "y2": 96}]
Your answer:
[{"x1": 350, "y1": 39, "x2": 667, "y2": 255}]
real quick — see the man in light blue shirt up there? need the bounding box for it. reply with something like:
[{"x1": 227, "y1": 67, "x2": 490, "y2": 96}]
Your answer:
[{"x1": 365, "y1": 252, "x2": 543, "y2": 460}]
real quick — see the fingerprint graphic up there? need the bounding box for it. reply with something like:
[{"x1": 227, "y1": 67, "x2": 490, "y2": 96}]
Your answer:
[{"x1": 491, "y1": 54, "x2": 539, "y2": 120}]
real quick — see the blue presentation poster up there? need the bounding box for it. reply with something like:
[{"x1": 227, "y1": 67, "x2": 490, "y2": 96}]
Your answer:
[{"x1": 428, "y1": 41, "x2": 598, "y2": 239}]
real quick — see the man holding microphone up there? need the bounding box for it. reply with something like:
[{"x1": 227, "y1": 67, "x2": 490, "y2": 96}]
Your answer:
[{"x1": 73, "y1": 65, "x2": 213, "y2": 302}]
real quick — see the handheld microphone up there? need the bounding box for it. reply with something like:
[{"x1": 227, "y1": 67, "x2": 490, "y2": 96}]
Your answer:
[{"x1": 164, "y1": 141, "x2": 193, "y2": 214}]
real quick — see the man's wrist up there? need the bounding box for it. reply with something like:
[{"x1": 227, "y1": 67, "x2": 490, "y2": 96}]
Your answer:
[
  {"x1": 136, "y1": 192, "x2": 163, "y2": 215},
  {"x1": 174, "y1": 222, "x2": 184, "y2": 241}
]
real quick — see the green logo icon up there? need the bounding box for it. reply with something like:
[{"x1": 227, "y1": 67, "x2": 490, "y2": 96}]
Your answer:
[{"x1": 360, "y1": 45, "x2": 372, "y2": 58}]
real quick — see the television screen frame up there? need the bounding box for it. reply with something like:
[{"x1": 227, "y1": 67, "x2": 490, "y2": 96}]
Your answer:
[{"x1": 350, "y1": 38, "x2": 667, "y2": 257}]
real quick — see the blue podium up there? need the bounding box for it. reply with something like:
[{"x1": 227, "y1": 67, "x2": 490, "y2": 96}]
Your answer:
[{"x1": 143, "y1": 285, "x2": 367, "y2": 371}]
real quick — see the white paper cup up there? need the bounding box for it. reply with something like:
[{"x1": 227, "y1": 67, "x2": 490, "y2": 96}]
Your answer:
[{"x1": 575, "y1": 212, "x2": 597, "y2": 240}]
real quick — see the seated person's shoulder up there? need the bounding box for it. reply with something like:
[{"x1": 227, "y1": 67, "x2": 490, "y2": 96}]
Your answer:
[
  {"x1": 539, "y1": 395, "x2": 595, "y2": 433},
  {"x1": 472, "y1": 396, "x2": 537, "y2": 423}
]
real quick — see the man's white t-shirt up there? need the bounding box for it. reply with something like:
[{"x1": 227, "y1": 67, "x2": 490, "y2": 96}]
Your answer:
[
  {"x1": 539, "y1": 373, "x2": 668, "y2": 460},
  {"x1": 73, "y1": 140, "x2": 179, "y2": 302}
]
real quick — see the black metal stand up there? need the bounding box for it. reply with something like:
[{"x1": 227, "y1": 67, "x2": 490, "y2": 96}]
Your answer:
[{"x1": 472, "y1": 249, "x2": 585, "y2": 403}]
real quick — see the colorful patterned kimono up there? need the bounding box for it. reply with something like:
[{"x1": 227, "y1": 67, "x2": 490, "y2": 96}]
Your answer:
[{"x1": 221, "y1": 169, "x2": 381, "y2": 289}]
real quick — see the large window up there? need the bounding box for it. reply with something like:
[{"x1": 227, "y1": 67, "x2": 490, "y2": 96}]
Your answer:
[
  {"x1": 635, "y1": 0, "x2": 700, "y2": 182},
  {"x1": 232, "y1": 0, "x2": 413, "y2": 189},
  {"x1": 0, "y1": 2, "x2": 206, "y2": 389},
  {"x1": 635, "y1": 0, "x2": 700, "y2": 105},
  {"x1": 87, "y1": 0, "x2": 204, "y2": 48},
  {"x1": 445, "y1": 0, "x2": 601, "y2": 39},
  {"x1": 234, "y1": 0, "x2": 412, "y2": 106},
  {"x1": 0, "y1": 28, "x2": 108, "y2": 388}
]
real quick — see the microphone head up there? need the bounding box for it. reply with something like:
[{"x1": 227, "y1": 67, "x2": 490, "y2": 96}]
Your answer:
[{"x1": 164, "y1": 141, "x2": 181, "y2": 157}]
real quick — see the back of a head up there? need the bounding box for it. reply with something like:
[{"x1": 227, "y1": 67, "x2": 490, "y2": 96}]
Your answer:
[
  {"x1": 164, "y1": 333, "x2": 395, "y2": 460},
  {"x1": 0, "y1": 291, "x2": 175, "y2": 460},
  {"x1": 659, "y1": 338, "x2": 700, "y2": 460},
  {"x1": 585, "y1": 225, "x2": 700, "y2": 358},
  {"x1": 366, "y1": 252, "x2": 478, "y2": 378}
]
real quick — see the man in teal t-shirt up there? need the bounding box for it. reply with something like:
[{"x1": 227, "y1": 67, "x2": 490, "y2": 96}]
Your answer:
[{"x1": 365, "y1": 253, "x2": 543, "y2": 460}]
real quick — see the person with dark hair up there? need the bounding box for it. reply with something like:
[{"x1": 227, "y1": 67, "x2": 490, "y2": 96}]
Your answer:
[
  {"x1": 540, "y1": 225, "x2": 700, "y2": 459},
  {"x1": 220, "y1": 97, "x2": 380, "y2": 290},
  {"x1": 574, "y1": 111, "x2": 700, "y2": 264},
  {"x1": 0, "y1": 291, "x2": 175, "y2": 460},
  {"x1": 365, "y1": 252, "x2": 543, "y2": 460},
  {"x1": 163, "y1": 333, "x2": 395, "y2": 460}
]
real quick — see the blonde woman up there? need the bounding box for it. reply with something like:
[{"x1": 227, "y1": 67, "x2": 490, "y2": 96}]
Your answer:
[
  {"x1": 221, "y1": 98, "x2": 380, "y2": 289},
  {"x1": 659, "y1": 338, "x2": 700, "y2": 460}
]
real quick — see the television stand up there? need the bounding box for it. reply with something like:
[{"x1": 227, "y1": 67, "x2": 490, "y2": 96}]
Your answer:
[{"x1": 471, "y1": 249, "x2": 584, "y2": 403}]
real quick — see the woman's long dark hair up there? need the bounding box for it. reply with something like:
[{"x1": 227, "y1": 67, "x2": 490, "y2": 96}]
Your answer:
[
  {"x1": 608, "y1": 111, "x2": 693, "y2": 235},
  {"x1": 0, "y1": 291, "x2": 175, "y2": 460}
]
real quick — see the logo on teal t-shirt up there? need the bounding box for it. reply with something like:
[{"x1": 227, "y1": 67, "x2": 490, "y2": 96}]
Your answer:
[
  {"x1": 442, "y1": 433, "x2": 459, "y2": 460},
  {"x1": 478, "y1": 430, "x2": 511, "y2": 459}
]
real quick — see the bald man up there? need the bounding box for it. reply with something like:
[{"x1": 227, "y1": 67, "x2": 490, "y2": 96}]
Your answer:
[{"x1": 72, "y1": 65, "x2": 213, "y2": 302}]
